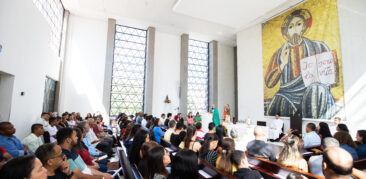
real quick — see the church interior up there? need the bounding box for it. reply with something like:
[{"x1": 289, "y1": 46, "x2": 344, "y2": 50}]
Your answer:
[{"x1": 0, "y1": 0, "x2": 366, "y2": 178}]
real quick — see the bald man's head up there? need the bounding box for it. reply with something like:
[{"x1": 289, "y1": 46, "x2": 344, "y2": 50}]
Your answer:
[
  {"x1": 254, "y1": 126, "x2": 265, "y2": 139},
  {"x1": 323, "y1": 147, "x2": 353, "y2": 178}
]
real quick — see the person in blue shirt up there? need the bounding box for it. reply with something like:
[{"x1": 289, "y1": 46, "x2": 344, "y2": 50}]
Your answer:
[
  {"x1": 356, "y1": 130, "x2": 366, "y2": 158},
  {"x1": 152, "y1": 118, "x2": 165, "y2": 144},
  {"x1": 334, "y1": 131, "x2": 358, "y2": 159},
  {"x1": 303, "y1": 123, "x2": 321, "y2": 148},
  {"x1": 136, "y1": 112, "x2": 143, "y2": 125},
  {"x1": 0, "y1": 122, "x2": 27, "y2": 157}
]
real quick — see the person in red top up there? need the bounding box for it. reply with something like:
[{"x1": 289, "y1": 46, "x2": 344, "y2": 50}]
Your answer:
[
  {"x1": 73, "y1": 127, "x2": 96, "y2": 167},
  {"x1": 0, "y1": 145, "x2": 13, "y2": 168},
  {"x1": 195, "y1": 122, "x2": 205, "y2": 141},
  {"x1": 74, "y1": 127, "x2": 110, "y2": 173}
]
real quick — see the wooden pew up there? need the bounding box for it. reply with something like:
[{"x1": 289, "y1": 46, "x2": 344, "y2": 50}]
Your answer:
[
  {"x1": 267, "y1": 143, "x2": 316, "y2": 160},
  {"x1": 246, "y1": 154, "x2": 324, "y2": 179},
  {"x1": 161, "y1": 138, "x2": 323, "y2": 179},
  {"x1": 117, "y1": 147, "x2": 135, "y2": 179},
  {"x1": 161, "y1": 138, "x2": 236, "y2": 179},
  {"x1": 354, "y1": 158, "x2": 366, "y2": 170},
  {"x1": 117, "y1": 146, "x2": 143, "y2": 179},
  {"x1": 198, "y1": 159, "x2": 236, "y2": 179}
]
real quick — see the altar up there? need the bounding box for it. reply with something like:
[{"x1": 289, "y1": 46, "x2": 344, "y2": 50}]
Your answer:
[{"x1": 201, "y1": 112, "x2": 268, "y2": 151}]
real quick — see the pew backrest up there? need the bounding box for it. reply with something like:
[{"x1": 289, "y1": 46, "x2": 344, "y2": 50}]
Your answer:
[
  {"x1": 117, "y1": 147, "x2": 135, "y2": 179},
  {"x1": 246, "y1": 154, "x2": 324, "y2": 179},
  {"x1": 354, "y1": 158, "x2": 366, "y2": 170}
]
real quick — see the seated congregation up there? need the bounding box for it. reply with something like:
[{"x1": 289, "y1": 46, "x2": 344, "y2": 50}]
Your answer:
[{"x1": 0, "y1": 112, "x2": 366, "y2": 179}]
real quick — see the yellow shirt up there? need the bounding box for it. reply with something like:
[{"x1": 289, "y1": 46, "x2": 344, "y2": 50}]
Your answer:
[
  {"x1": 216, "y1": 155, "x2": 237, "y2": 174},
  {"x1": 164, "y1": 129, "x2": 174, "y2": 142}
]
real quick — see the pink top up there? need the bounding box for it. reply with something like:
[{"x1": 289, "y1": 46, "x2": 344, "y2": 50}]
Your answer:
[{"x1": 187, "y1": 117, "x2": 194, "y2": 124}]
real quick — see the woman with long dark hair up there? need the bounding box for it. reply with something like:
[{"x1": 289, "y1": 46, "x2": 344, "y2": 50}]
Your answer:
[
  {"x1": 74, "y1": 127, "x2": 95, "y2": 166},
  {"x1": 337, "y1": 124, "x2": 349, "y2": 133},
  {"x1": 179, "y1": 126, "x2": 201, "y2": 152},
  {"x1": 123, "y1": 124, "x2": 142, "y2": 152},
  {"x1": 317, "y1": 122, "x2": 332, "y2": 139},
  {"x1": 168, "y1": 149, "x2": 198, "y2": 179},
  {"x1": 85, "y1": 113, "x2": 93, "y2": 119},
  {"x1": 138, "y1": 141, "x2": 159, "y2": 177},
  {"x1": 216, "y1": 138, "x2": 236, "y2": 174},
  {"x1": 334, "y1": 131, "x2": 358, "y2": 159},
  {"x1": 152, "y1": 118, "x2": 165, "y2": 144},
  {"x1": 0, "y1": 155, "x2": 47, "y2": 179},
  {"x1": 187, "y1": 112, "x2": 194, "y2": 126},
  {"x1": 199, "y1": 133, "x2": 219, "y2": 166},
  {"x1": 356, "y1": 130, "x2": 366, "y2": 158},
  {"x1": 144, "y1": 146, "x2": 171, "y2": 179},
  {"x1": 122, "y1": 122, "x2": 135, "y2": 141},
  {"x1": 128, "y1": 130, "x2": 150, "y2": 166},
  {"x1": 120, "y1": 120, "x2": 132, "y2": 136}
]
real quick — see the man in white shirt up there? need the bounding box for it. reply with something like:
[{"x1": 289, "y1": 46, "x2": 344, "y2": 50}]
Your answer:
[
  {"x1": 308, "y1": 137, "x2": 339, "y2": 177},
  {"x1": 22, "y1": 123, "x2": 44, "y2": 153},
  {"x1": 160, "y1": 113, "x2": 166, "y2": 127},
  {"x1": 45, "y1": 118, "x2": 58, "y2": 143},
  {"x1": 269, "y1": 114, "x2": 284, "y2": 142},
  {"x1": 35, "y1": 112, "x2": 50, "y2": 128},
  {"x1": 330, "y1": 117, "x2": 341, "y2": 136},
  {"x1": 303, "y1": 123, "x2": 321, "y2": 148}
]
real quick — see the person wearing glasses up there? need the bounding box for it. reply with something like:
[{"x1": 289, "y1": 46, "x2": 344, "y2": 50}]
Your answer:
[
  {"x1": 56, "y1": 128, "x2": 112, "y2": 179},
  {"x1": 35, "y1": 143, "x2": 75, "y2": 178}
]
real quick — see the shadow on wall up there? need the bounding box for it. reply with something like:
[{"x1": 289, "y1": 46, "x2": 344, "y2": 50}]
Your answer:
[
  {"x1": 343, "y1": 71, "x2": 366, "y2": 137},
  {"x1": 66, "y1": 50, "x2": 109, "y2": 121}
]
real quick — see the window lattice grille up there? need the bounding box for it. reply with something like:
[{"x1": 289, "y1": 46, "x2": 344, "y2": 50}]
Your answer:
[
  {"x1": 110, "y1": 25, "x2": 147, "y2": 116},
  {"x1": 33, "y1": 0, "x2": 64, "y2": 54},
  {"x1": 187, "y1": 39, "x2": 209, "y2": 114}
]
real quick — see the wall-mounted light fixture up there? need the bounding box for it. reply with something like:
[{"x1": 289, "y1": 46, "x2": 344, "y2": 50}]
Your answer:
[{"x1": 164, "y1": 95, "x2": 171, "y2": 104}]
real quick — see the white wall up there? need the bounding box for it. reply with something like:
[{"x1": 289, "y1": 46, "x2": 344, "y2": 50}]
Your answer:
[
  {"x1": 337, "y1": 0, "x2": 366, "y2": 136},
  {"x1": 0, "y1": 0, "x2": 61, "y2": 139},
  {"x1": 59, "y1": 15, "x2": 108, "y2": 118},
  {"x1": 60, "y1": 15, "x2": 237, "y2": 120},
  {"x1": 236, "y1": 0, "x2": 366, "y2": 136},
  {"x1": 151, "y1": 31, "x2": 181, "y2": 117},
  {"x1": 217, "y1": 44, "x2": 235, "y2": 119},
  {"x1": 237, "y1": 24, "x2": 264, "y2": 123}
]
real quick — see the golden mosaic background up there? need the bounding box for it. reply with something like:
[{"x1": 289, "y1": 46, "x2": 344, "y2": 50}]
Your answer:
[{"x1": 262, "y1": 0, "x2": 344, "y2": 105}]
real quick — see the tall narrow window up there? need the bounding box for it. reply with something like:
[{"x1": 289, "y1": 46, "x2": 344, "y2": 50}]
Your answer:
[
  {"x1": 33, "y1": 0, "x2": 64, "y2": 54},
  {"x1": 43, "y1": 77, "x2": 57, "y2": 113},
  {"x1": 187, "y1": 39, "x2": 209, "y2": 114},
  {"x1": 110, "y1": 25, "x2": 147, "y2": 116}
]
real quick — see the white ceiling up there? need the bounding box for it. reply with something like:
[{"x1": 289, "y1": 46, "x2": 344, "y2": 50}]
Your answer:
[
  {"x1": 173, "y1": 0, "x2": 287, "y2": 29},
  {"x1": 61, "y1": 0, "x2": 305, "y2": 46}
]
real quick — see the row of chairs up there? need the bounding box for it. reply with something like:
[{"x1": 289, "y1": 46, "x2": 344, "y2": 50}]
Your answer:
[
  {"x1": 113, "y1": 123, "x2": 366, "y2": 179},
  {"x1": 161, "y1": 138, "x2": 324, "y2": 179},
  {"x1": 116, "y1": 141, "x2": 143, "y2": 179}
]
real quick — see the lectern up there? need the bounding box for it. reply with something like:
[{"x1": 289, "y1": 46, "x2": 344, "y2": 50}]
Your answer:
[{"x1": 290, "y1": 113, "x2": 302, "y2": 136}]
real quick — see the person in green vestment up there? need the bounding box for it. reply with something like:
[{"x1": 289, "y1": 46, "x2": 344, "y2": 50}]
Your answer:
[{"x1": 211, "y1": 104, "x2": 220, "y2": 127}]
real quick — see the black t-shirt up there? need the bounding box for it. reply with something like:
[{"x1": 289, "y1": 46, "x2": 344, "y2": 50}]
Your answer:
[
  {"x1": 48, "y1": 169, "x2": 69, "y2": 179},
  {"x1": 233, "y1": 168, "x2": 262, "y2": 179},
  {"x1": 170, "y1": 131, "x2": 186, "y2": 147},
  {"x1": 164, "y1": 119, "x2": 170, "y2": 127}
]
